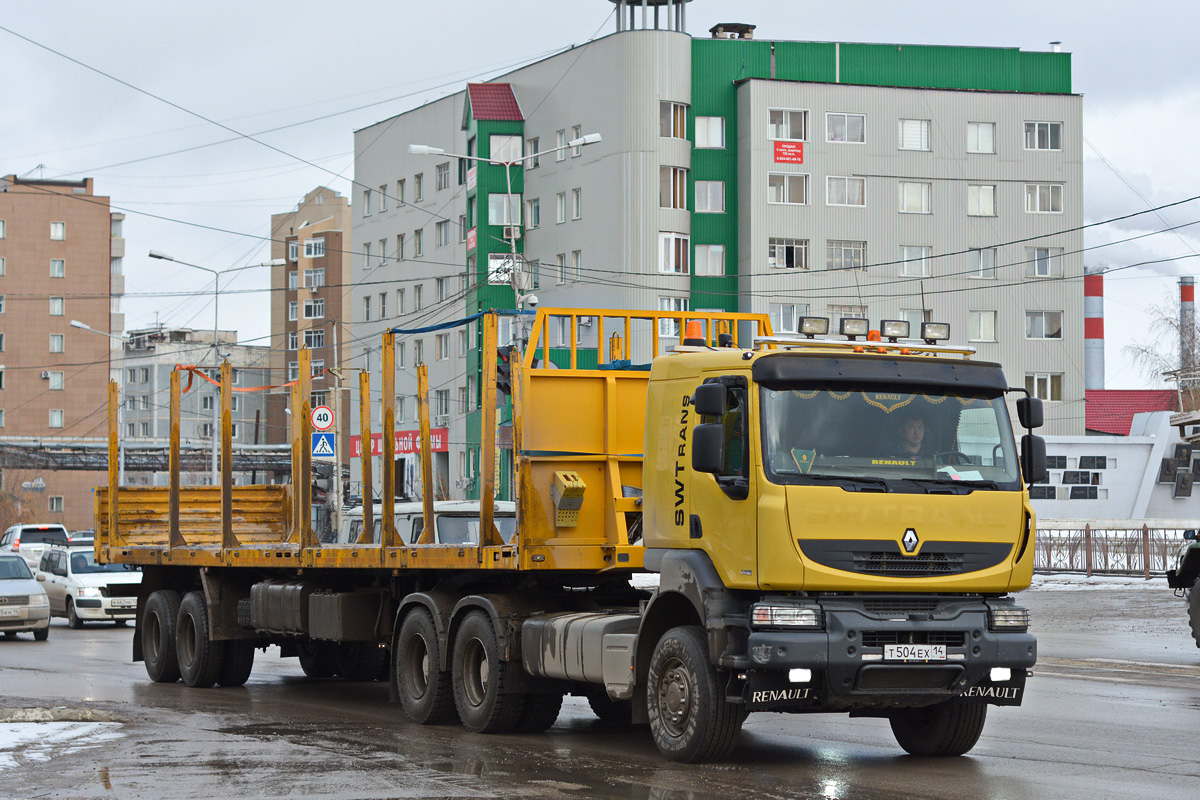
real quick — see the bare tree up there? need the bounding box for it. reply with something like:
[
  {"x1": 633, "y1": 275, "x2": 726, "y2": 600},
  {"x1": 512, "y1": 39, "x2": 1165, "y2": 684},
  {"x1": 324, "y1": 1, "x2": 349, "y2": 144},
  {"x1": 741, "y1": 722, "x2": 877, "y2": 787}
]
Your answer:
[{"x1": 1124, "y1": 291, "x2": 1200, "y2": 386}]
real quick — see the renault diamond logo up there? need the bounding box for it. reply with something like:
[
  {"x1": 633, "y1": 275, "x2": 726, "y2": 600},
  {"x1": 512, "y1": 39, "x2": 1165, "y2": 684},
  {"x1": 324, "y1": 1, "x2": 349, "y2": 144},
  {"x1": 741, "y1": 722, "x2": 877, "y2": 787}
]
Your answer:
[{"x1": 902, "y1": 528, "x2": 919, "y2": 554}]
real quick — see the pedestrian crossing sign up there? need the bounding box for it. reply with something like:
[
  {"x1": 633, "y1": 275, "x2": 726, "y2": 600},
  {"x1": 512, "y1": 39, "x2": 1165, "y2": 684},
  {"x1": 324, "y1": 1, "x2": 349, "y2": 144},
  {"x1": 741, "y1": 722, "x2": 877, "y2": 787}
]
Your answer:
[{"x1": 311, "y1": 432, "x2": 336, "y2": 459}]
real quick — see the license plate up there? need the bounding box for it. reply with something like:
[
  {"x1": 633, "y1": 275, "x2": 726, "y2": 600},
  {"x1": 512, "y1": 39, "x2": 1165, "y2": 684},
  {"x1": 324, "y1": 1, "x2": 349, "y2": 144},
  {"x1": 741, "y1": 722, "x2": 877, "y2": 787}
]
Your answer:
[
  {"x1": 109, "y1": 598, "x2": 136, "y2": 608},
  {"x1": 0, "y1": 607, "x2": 19, "y2": 618},
  {"x1": 884, "y1": 644, "x2": 946, "y2": 661}
]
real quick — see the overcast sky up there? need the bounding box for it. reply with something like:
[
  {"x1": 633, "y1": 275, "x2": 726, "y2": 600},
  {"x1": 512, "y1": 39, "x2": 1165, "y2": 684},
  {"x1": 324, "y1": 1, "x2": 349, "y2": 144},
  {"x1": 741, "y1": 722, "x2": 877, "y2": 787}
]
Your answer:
[{"x1": 3, "y1": 0, "x2": 1198, "y2": 389}]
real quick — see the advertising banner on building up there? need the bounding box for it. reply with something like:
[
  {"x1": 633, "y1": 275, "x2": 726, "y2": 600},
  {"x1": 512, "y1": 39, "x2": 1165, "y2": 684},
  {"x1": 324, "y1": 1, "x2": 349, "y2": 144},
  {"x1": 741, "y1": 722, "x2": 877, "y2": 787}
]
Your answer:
[
  {"x1": 773, "y1": 141, "x2": 804, "y2": 164},
  {"x1": 350, "y1": 428, "x2": 449, "y2": 457}
]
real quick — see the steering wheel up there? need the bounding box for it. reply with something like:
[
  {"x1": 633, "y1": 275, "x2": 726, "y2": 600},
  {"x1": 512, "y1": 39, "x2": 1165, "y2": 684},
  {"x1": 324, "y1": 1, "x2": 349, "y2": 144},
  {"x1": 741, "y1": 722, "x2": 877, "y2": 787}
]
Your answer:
[{"x1": 935, "y1": 451, "x2": 973, "y2": 467}]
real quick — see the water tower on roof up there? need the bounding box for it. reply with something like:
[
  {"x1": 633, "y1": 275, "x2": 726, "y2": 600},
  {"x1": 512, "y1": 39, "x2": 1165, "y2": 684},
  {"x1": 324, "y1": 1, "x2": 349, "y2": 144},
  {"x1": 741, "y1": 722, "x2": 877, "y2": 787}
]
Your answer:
[{"x1": 610, "y1": 0, "x2": 692, "y2": 33}]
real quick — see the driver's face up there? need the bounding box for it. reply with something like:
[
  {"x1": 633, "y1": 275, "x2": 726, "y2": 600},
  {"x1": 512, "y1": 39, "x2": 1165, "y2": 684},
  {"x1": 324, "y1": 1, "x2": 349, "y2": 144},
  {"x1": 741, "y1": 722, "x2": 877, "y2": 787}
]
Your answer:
[{"x1": 900, "y1": 418, "x2": 925, "y2": 450}]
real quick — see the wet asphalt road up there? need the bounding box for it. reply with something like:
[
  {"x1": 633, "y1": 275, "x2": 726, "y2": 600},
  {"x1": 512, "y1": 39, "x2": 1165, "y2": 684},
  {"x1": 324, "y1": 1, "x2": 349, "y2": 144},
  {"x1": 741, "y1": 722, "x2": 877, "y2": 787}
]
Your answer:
[{"x1": 1, "y1": 581, "x2": 1198, "y2": 800}]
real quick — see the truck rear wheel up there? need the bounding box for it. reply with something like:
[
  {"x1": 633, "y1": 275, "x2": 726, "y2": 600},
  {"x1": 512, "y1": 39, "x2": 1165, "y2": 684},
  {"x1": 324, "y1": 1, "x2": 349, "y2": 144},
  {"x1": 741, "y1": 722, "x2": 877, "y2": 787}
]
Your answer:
[
  {"x1": 218, "y1": 641, "x2": 256, "y2": 687},
  {"x1": 586, "y1": 687, "x2": 633, "y2": 724},
  {"x1": 515, "y1": 692, "x2": 563, "y2": 733},
  {"x1": 396, "y1": 609, "x2": 457, "y2": 724},
  {"x1": 889, "y1": 701, "x2": 987, "y2": 756},
  {"x1": 647, "y1": 625, "x2": 744, "y2": 763},
  {"x1": 143, "y1": 590, "x2": 181, "y2": 683},
  {"x1": 335, "y1": 642, "x2": 388, "y2": 681},
  {"x1": 176, "y1": 590, "x2": 225, "y2": 688},
  {"x1": 297, "y1": 640, "x2": 338, "y2": 678},
  {"x1": 1188, "y1": 587, "x2": 1200, "y2": 648},
  {"x1": 452, "y1": 610, "x2": 523, "y2": 733}
]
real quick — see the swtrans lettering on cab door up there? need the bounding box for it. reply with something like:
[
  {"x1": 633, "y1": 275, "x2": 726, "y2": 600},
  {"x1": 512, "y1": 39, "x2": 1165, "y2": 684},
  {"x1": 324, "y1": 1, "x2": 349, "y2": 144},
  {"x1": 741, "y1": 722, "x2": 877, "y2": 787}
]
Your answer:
[{"x1": 674, "y1": 395, "x2": 689, "y2": 526}]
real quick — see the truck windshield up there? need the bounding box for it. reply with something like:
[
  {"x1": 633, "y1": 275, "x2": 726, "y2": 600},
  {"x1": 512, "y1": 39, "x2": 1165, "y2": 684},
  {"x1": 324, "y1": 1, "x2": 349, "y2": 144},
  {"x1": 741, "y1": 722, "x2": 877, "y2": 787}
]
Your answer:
[{"x1": 760, "y1": 387, "x2": 1021, "y2": 491}]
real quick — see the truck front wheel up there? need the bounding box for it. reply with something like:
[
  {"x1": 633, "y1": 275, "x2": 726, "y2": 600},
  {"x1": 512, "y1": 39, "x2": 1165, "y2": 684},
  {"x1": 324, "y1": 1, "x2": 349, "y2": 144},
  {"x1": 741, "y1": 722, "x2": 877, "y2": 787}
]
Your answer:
[
  {"x1": 1188, "y1": 587, "x2": 1200, "y2": 648},
  {"x1": 647, "y1": 625, "x2": 744, "y2": 763},
  {"x1": 396, "y1": 609, "x2": 457, "y2": 724},
  {"x1": 142, "y1": 590, "x2": 181, "y2": 683},
  {"x1": 889, "y1": 701, "x2": 987, "y2": 756},
  {"x1": 176, "y1": 590, "x2": 225, "y2": 688},
  {"x1": 452, "y1": 610, "x2": 523, "y2": 733}
]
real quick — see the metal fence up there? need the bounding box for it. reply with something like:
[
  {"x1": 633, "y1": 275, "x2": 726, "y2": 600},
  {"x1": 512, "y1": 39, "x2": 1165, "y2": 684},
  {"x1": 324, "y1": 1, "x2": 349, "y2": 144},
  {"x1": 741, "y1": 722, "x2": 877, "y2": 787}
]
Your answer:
[{"x1": 1035, "y1": 520, "x2": 1195, "y2": 578}]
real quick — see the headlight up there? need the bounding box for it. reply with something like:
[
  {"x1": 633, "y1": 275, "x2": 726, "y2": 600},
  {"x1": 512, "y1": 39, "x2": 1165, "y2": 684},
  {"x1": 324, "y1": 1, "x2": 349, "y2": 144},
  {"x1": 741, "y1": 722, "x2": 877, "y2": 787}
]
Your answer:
[
  {"x1": 29, "y1": 594, "x2": 49, "y2": 607},
  {"x1": 988, "y1": 605, "x2": 1030, "y2": 631},
  {"x1": 77, "y1": 587, "x2": 101, "y2": 599},
  {"x1": 751, "y1": 603, "x2": 824, "y2": 629}
]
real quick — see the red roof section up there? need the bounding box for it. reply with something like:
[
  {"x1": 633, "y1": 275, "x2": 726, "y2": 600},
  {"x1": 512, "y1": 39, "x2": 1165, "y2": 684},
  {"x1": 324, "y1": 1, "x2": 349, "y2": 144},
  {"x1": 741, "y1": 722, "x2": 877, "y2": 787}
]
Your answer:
[
  {"x1": 466, "y1": 83, "x2": 523, "y2": 121},
  {"x1": 1085, "y1": 389, "x2": 1178, "y2": 435}
]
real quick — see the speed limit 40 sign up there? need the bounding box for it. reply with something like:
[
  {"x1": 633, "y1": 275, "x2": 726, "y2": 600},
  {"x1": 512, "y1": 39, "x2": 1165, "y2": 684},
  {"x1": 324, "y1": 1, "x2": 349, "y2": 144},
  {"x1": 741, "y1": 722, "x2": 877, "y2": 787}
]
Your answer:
[{"x1": 310, "y1": 405, "x2": 335, "y2": 431}]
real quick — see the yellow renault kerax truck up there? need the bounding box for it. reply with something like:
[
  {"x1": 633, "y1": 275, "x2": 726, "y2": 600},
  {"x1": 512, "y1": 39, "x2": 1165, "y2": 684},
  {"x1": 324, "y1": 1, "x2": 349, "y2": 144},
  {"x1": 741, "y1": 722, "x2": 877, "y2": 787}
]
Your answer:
[{"x1": 96, "y1": 308, "x2": 1045, "y2": 763}]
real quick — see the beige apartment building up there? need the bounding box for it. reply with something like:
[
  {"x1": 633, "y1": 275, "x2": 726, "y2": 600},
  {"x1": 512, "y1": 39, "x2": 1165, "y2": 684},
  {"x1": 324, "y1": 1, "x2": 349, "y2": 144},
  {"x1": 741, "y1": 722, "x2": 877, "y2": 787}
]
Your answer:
[{"x1": 0, "y1": 175, "x2": 125, "y2": 530}]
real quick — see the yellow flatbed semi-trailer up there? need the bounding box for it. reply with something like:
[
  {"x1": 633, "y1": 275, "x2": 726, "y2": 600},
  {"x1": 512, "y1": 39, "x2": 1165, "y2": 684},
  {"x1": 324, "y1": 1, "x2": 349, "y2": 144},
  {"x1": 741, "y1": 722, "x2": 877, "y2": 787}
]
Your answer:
[{"x1": 96, "y1": 308, "x2": 1044, "y2": 762}]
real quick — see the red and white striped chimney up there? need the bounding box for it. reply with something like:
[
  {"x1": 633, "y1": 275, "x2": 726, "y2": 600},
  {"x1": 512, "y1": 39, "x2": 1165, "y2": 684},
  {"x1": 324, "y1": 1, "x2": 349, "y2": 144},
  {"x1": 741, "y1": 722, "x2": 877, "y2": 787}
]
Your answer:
[
  {"x1": 1084, "y1": 266, "x2": 1105, "y2": 390},
  {"x1": 1182, "y1": 276, "x2": 1196, "y2": 372}
]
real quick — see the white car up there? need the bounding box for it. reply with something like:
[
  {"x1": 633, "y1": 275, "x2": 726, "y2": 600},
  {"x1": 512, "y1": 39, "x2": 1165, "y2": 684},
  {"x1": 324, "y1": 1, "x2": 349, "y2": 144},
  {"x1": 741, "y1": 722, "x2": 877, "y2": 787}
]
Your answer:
[
  {"x1": 338, "y1": 501, "x2": 517, "y2": 545},
  {"x1": 0, "y1": 523, "x2": 70, "y2": 570},
  {"x1": 0, "y1": 554, "x2": 50, "y2": 640},
  {"x1": 36, "y1": 546, "x2": 141, "y2": 628}
]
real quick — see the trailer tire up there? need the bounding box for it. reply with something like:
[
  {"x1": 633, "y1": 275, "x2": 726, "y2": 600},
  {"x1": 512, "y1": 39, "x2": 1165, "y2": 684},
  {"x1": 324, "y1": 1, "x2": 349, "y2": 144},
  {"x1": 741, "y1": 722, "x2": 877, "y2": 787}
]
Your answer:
[
  {"x1": 586, "y1": 687, "x2": 633, "y2": 724},
  {"x1": 297, "y1": 640, "x2": 338, "y2": 678},
  {"x1": 217, "y1": 641, "x2": 255, "y2": 687},
  {"x1": 1188, "y1": 586, "x2": 1200, "y2": 648},
  {"x1": 515, "y1": 692, "x2": 563, "y2": 733},
  {"x1": 336, "y1": 642, "x2": 388, "y2": 681},
  {"x1": 889, "y1": 701, "x2": 987, "y2": 757},
  {"x1": 143, "y1": 590, "x2": 182, "y2": 683},
  {"x1": 396, "y1": 609, "x2": 457, "y2": 724},
  {"x1": 647, "y1": 625, "x2": 744, "y2": 763},
  {"x1": 176, "y1": 590, "x2": 225, "y2": 688},
  {"x1": 452, "y1": 610, "x2": 523, "y2": 733}
]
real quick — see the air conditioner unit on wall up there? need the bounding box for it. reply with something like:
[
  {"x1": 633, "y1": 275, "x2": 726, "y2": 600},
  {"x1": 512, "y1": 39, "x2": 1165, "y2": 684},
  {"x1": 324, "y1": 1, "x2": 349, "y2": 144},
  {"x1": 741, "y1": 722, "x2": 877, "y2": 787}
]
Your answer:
[
  {"x1": 502, "y1": 226, "x2": 521, "y2": 240},
  {"x1": 40, "y1": 371, "x2": 50, "y2": 379}
]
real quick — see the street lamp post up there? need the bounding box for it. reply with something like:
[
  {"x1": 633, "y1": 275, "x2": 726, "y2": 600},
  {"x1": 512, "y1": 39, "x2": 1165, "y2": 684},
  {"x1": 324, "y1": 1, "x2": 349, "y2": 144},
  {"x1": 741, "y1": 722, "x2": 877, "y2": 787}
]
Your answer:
[
  {"x1": 147, "y1": 251, "x2": 285, "y2": 484},
  {"x1": 69, "y1": 319, "x2": 127, "y2": 485}
]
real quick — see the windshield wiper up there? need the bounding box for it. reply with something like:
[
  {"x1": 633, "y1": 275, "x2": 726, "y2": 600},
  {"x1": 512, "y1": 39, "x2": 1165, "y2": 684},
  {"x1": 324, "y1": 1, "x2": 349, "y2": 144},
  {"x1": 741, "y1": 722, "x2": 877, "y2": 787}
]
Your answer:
[{"x1": 803, "y1": 474, "x2": 891, "y2": 493}]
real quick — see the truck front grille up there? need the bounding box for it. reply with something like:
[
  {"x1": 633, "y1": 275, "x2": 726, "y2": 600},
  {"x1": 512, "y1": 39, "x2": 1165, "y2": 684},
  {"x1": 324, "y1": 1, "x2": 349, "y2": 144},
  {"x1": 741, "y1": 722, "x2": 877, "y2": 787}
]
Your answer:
[
  {"x1": 862, "y1": 598, "x2": 942, "y2": 617},
  {"x1": 854, "y1": 551, "x2": 962, "y2": 576}
]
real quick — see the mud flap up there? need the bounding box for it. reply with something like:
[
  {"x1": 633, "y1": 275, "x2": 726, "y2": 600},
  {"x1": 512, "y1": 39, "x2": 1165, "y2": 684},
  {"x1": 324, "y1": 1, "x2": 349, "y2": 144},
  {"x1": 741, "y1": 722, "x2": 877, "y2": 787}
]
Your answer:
[{"x1": 956, "y1": 668, "x2": 1027, "y2": 706}]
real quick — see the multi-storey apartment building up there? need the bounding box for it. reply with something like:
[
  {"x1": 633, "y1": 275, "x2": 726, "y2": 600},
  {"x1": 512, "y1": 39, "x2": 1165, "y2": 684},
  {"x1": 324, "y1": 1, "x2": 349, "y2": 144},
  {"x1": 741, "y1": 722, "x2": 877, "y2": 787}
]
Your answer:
[
  {"x1": 0, "y1": 175, "x2": 124, "y2": 529},
  {"x1": 351, "y1": 13, "x2": 1082, "y2": 501}
]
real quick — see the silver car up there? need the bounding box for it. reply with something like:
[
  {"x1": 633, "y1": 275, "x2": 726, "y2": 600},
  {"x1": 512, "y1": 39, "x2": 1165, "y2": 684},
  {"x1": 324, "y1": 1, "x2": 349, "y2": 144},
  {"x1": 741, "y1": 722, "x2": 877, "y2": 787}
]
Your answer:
[{"x1": 0, "y1": 555, "x2": 50, "y2": 641}]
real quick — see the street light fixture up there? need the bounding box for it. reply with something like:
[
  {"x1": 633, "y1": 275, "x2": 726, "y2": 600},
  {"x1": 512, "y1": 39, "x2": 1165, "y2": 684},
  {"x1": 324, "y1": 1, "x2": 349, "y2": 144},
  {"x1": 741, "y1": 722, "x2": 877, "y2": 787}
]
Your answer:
[
  {"x1": 147, "y1": 250, "x2": 285, "y2": 484},
  {"x1": 69, "y1": 319, "x2": 127, "y2": 485}
]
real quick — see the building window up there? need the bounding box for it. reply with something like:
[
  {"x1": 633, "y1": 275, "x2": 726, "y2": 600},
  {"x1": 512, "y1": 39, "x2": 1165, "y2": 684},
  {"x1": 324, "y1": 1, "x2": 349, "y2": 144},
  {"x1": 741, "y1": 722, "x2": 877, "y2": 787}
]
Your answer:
[
  {"x1": 488, "y1": 194, "x2": 520, "y2": 226},
  {"x1": 303, "y1": 238, "x2": 324, "y2": 257},
  {"x1": 0, "y1": 258, "x2": 4, "y2": 276},
  {"x1": 363, "y1": 295, "x2": 372, "y2": 322},
  {"x1": 436, "y1": 333, "x2": 450, "y2": 360},
  {"x1": 1025, "y1": 184, "x2": 1064, "y2": 214},
  {"x1": 202, "y1": 395, "x2": 215, "y2": 411},
  {"x1": 769, "y1": 303, "x2": 809, "y2": 333},
  {"x1": 967, "y1": 122, "x2": 995, "y2": 154},
  {"x1": 696, "y1": 116, "x2": 725, "y2": 148},
  {"x1": 490, "y1": 135, "x2": 521, "y2": 162},
  {"x1": 288, "y1": 362, "x2": 299, "y2": 382},
  {"x1": 363, "y1": 188, "x2": 372, "y2": 216},
  {"x1": 49, "y1": 297, "x2": 64, "y2": 316},
  {"x1": 1027, "y1": 246, "x2": 1064, "y2": 277},
  {"x1": 288, "y1": 331, "x2": 298, "y2": 350},
  {"x1": 689, "y1": 180, "x2": 724, "y2": 213},
  {"x1": 659, "y1": 296, "x2": 689, "y2": 337},
  {"x1": 768, "y1": 238, "x2": 809, "y2": 270},
  {"x1": 900, "y1": 245, "x2": 931, "y2": 276},
  {"x1": 459, "y1": 215, "x2": 467, "y2": 241},
  {"x1": 898, "y1": 181, "x2": 932, "y2": 214},
  {"x1": 396, "y1": 288, "x2": 405, "y2": 314},
  {"x1": 305, "y1": 328, "x2": 325, "y2": 349},
  {"x1": 436, "y1": 220, "x2": 450, "y2": 246},
  {"x1": 526, "y1": 198, "x2": 540, "y2": 229},
  {"x1": 571, "y1": 250, "x2": 582, "y2": 281},
  {"x1": 969, "y1": 248, "x2": 996, "y2": 279},
  {"x1": 363, "y1": 241, "x2": 372, "y2": 269},
  {"x1": 1026, "y1": 310, "x2": 1064, "y2": 339},
  {"x1": 768, "y1": 173, "x2": 809, "y2": 205},
  {"x1": 288, "y1": 241, "x2": 299, "y2": 262},
  {"x1": 660, "y1": 102, "x2": 687, "y2": 138},
  {"x1": 0, "y1": 295, "x2": 4, "y2": 313},
  {"x1": 434, "y1": 389, "x2": 450, "y2": 420},
  {"x1": 571, "y1": 125, "x2": 583, "y2": 156},
  {"x1": 660, "y1": 167, "x2": 687, "y2": 209},
  {"x1": 304, "y1": 299, "x2": 325, "y2": 319},
  {"x1": 828, "y1": 304, "x2": 867, "y2": 329},
  {"x1": 571, "y1": 188, "x2": 582, "y2": 219},
  {"x1": 968, "y1": 184, "x2": 996, "y2": 217},
  {"x1": 48, "y1": 371, "x2": 63, "y2": 390},
  {"x1": 827, "y1": 113, "x2": 865, "y2": 143},
  {"x1": 378, "y1": 238, "x2": 388, "y2": 266},
  {"x1": 288, "y1": 301, "x2": 298, "y2": 321},
  {"x1": 1026, "y1": 372, "x2": 1063, "y2": 401},
  {"x1": 556, "y1": 129, "x2": 567, "y2": 161},
  {"x1": 379, "y1": 291, "x2": 387, "y2": 318},
  {"x1": 288, "y1": 271, "x2": 298, "y2": 290},
  {"x1": 50, "y1": 259, "x2": 65, "y2": 278},
  {"x1": 0, "y1": 369, "x2": 4, "y2": 389},
  {"x1": 50, "y1": 222, "x2": 66, "y2": 240},
  {"x1": 436, "y1": 277, "x2": 449, "y2": 302},
  {"x1": 377, "y1": 185, "x2": 387, "y2": 211},
  {"x1": 414, "y1": 173, "x2": 424, "y2": 201},
  {"x1": 826, "y1": 240, "x2": 866, "y2": 271},
  {"x1": 526, "y1": 137, "x2": 540, "y2": 169},
  {"x1": 304, "y1": 268, "x2": 325, "y2": 288},
  {"x1": 694, "y1": 244, "x2": 725, "y2": 276},
  {"x1": 436, "y1": 162, "x2": 450, "y2": 191},
  {"x1": 459, "y1": 329, "x2": 469, "y2": 356},
  {"x1": 901, "y1": 309, "x2": 931, "y2": 332},
  {"x1": 397, "y1": 178, "x2": 406, "y2": 204},
  {"x1": 659, "y1": 233, "x2": 690, "y2": 274},
  {"x1": 310, "y1": 360, "x2": 324, "y2": 377},
  {"x1": 897, "y1": 119, "x2": 930, "y2": 150},
  {"x1": 49, "y1": 496, "x2": 64, "y2": 513},
  {"x1": 827, "y1": 176, "x2": 865, "y2": 206},
  {"x1": 769, "y1": 108, "x2": 808, "y2": 141},
  {"x1": 49, "y1": 334, "x2": 64, "y2": 353},
  {"x1": 969, "y1": 311, "x2": 996, "y2": 342},
  {"x1": 1025, "y1": 121, "x2": 1062, "y2": 151},
  {"x1": 414, "y1": 339, "x2": 424, "y2": 365},
  {"x1": 49, "y1": 409, "x2": 64, "y2": 428},
  {"x1": 0, "y1": 220, "x2": 4, "y2": 238},
  {"x1": 556, "y1": 192, "x2": 567, "y2": 224},
  {"x1": 414, "y1": 229, "x2": 423, "y2": 256},
  {"x1": 396, "y1": 342, "x2": 406, "y2": 368},
  {"x1": 140, "y1": 368, "x2": 150, "y2": 382},
  {"x1": 556, "y1": 254, "x2": 567, "y2": 284}
]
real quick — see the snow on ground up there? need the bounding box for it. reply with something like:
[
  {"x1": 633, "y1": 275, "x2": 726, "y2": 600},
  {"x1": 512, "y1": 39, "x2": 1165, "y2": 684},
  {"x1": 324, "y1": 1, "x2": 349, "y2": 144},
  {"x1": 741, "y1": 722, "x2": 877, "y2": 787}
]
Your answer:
[{"x1": 0, "y1": 720, "x2": 123, "y2": 770}]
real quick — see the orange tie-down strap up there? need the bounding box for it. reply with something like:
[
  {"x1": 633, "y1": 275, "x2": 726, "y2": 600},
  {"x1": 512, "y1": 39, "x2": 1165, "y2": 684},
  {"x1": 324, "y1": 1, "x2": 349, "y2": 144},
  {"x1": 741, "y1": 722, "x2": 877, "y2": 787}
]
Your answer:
[{"x1": 173, "y1": 364, "x2": 329, "y2": 393}]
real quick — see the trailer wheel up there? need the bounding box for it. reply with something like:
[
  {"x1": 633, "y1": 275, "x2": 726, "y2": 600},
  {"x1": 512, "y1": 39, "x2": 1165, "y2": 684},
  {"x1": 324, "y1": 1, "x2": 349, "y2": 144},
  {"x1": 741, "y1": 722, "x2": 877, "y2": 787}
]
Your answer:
[
  {"x1": 396, "y1": 609, "x2": 457, "y2": 724},
  {"x1": 586, "y1": 687, "x2": 633, "y2": 724},
  {"x1": 889, "y1": 701, "x2": 987, "y2": 756},
  {"x1": 217, "y1": 641, "x2": 256, "y2": 687},
  {"x1": 452, "y1": 610, "x2": 523, "y2": 733},
  {"x1": 297, "y1": 640, "x2": 338, "y2": 678},
  {"x1": 515, "y1": 692, "x2": 563, "y2": 733},
  {"x1": 143, "y1": 590, "x2": 182, "y2": 683},
  {"x1": 176, "y1": 590, "x2": 225, "y2": 688},
  {"x1": 336, "y1": 642, "x2": 388, "y2": 681},
  {"x1": 647, "y1": 626, "x2": 743, "y2": 763},
  {"x1": 1188, "y1": 586, "x2": 1200, "y2": 648}
]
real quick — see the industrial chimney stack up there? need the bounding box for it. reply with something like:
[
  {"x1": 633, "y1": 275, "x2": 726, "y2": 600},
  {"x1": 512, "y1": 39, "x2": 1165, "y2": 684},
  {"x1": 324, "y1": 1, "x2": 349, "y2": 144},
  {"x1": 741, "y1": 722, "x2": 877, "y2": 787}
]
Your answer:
[
  {"x1": 1084, "y1": 266, "x2": 1105, "y2": 390},
  {"x1": 1182, "y1": 276, "x2": 1196, "y2": 373}
]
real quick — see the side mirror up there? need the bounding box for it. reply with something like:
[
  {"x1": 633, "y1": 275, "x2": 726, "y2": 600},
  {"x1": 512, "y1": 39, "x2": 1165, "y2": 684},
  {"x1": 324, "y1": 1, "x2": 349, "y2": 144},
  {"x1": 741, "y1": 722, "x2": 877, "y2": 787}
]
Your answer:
[
  {"x1": 692, "y1": 423, "x2": 726, "y2": 474},
  {"x1": 1016, "y1": 396, "x2": 1043, "y2": 430},
  {"x1": 1185, "y1": 530, "x2": 1198, "y2": 541},
  {"x1": 691, "y1": 383, "x2": 726, "y2": 417},
  {"x1": 1021, "y1": 434, "x2": 1048, "y2": 484},
  {"x1": 36, "y1": 574, "x2": 46, "y2": 582}
]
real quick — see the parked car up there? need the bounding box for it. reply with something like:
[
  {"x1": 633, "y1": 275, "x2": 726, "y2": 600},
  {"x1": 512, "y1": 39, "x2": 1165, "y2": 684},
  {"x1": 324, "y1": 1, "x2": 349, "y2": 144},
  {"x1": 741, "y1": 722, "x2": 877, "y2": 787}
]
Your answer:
[
  {"x1": 36, "y1": 545, "x2": 141, "y2": 628},
  {"x1": 338, "y1": 501, "x2": 517, "y2": 545},
  {"x1": 0, "y1": 554, "x2": 50, "y2": 640},
  {"x1": 0, "y1": 524, "x2": 70, "y2": 569}
]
